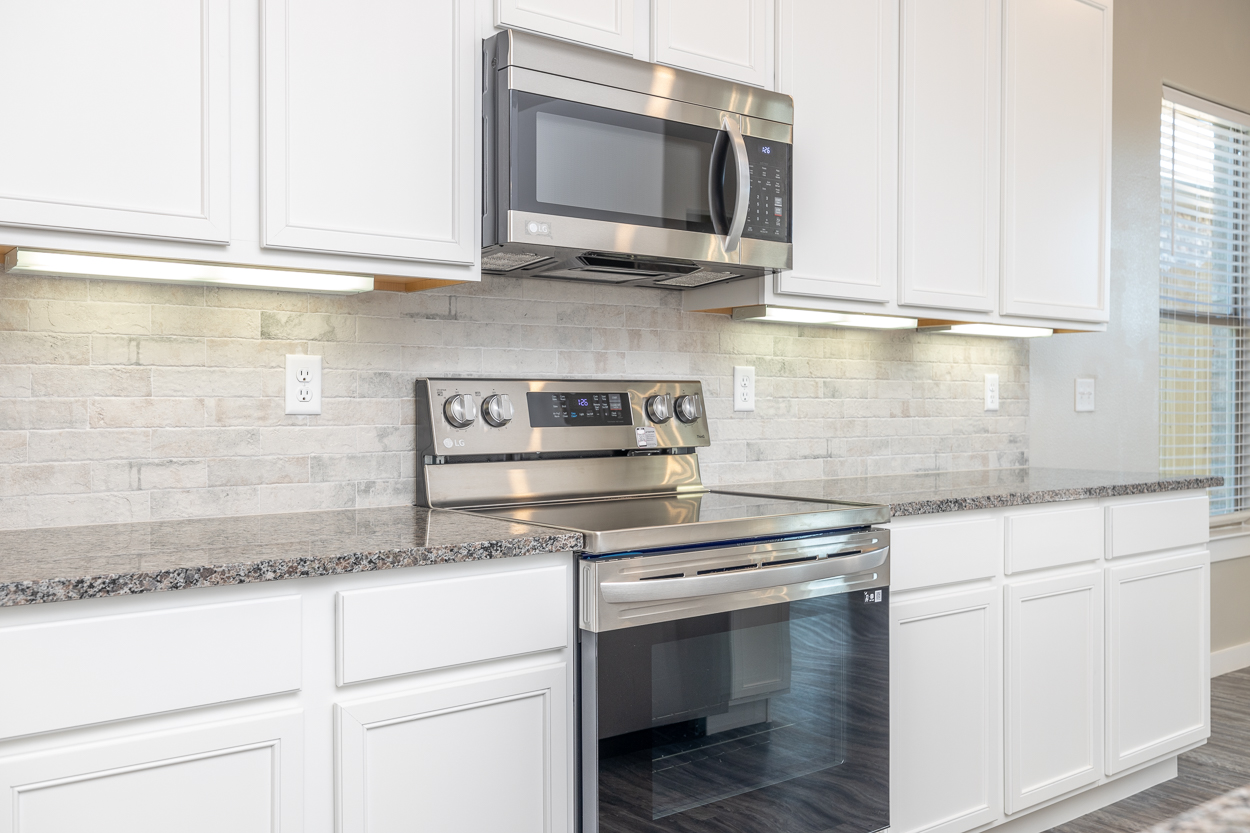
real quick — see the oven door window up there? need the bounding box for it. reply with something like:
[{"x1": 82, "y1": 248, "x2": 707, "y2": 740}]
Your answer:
[
  {"x1": 510, "y1": 92, "x2": 737, "y2": 235},
  {"x1": 592, "y1": 592, "x2": 888, "y2": 833}
]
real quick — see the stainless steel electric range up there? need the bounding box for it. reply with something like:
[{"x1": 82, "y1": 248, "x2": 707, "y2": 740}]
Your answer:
[{"x1": 415, "y1": 378, "x2": 891, "y2": 833}]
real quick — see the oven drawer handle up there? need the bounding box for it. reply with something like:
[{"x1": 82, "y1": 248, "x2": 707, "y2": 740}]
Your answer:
[{"x1": 599, "y1": 545, "x2": 889, "y2": 603}]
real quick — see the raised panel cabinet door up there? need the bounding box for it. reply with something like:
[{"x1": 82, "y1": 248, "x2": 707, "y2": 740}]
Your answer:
[
  {"x1": 899, "y1": 0, "x2": 999, "y2": 312},
  {"x1": 263, "y1": 0, "x2": 476, "y2": 263},
  {"x1": 337, "y1": 664, "x2": 569, "y2": 833},
  {"x1": 653, "y1": 0, "x2": 775, "y2": 88},
  {"x1": 773, "y1": 0, "x2": 898, "y2": 302},
  {"x1": 496, "y1": 0, "x2": 635, "y2": 54},
  {"x1": 0, "y1": 711, "x2": 302, "y2": 833},
  {"x1": 891, "y1": 588, "x2": 1002, "y2": 833},
  {"x1": 0, "y1": 0, "x2": 230, "y2": 242},
  {"x1": 1001, "y1": 0, "x2": 1112, "y2": 322},
  {"x1": 1106, "y1": 551, "x2": 1210, "y2": 774},
  {"x1": 1005, "y1": 569, "x2": 1104, "y2": 814}
]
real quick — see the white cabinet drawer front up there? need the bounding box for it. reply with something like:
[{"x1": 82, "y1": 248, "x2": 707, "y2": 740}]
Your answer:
[
  {"x1": 337, "y1": 564, "x2": 569, "y2": 684},
  {"x1": 1106, "y1": 552, "x2": 1210, "y2": 774},
  {"x1": 1004, "y1": 505, "x2": 1103, "y2": 574},
  {"x1": 0, "y1": 711, "x2": 302, "y2": 833},
  {"x1": 0, "y1": 597, "x2": 302, "y2": 740},
  {"x1": 0, "y1": 0, "x2": 230, "y2": 242},
  {"x1": 890, "y1": 518, "x2": 1000, "y2": 591},
  {"x1": 1107, "y1": 495, "x2": 1209, "y2": 558}
]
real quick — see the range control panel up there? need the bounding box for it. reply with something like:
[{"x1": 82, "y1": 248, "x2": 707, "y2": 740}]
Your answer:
[
  {"x1": 742, "y1": 136, "x2": 792, "y2": 243},
  {"x1": 415, "y1": 378, "x2": 711, "y2": 459}
]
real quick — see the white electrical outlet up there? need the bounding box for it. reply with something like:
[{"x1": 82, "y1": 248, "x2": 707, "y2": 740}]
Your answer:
[
  {"x1": 1075, "y1": 377, "x2": 1096, "y2": 412},
  {"x1": 733, "y1": 366, "x2": 756, "y2": 412},
  {"x1": 984, "y1": 373, "x2": 999, "y2": 412},
  {"x1": 285, "y1": 355, "x2": 322, "y2": 415}
]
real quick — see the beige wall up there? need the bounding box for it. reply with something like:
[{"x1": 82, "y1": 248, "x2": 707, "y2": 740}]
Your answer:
[
  {"x1": 0, "y1": 274, "x2": 1028, "y2": 529},
  {"x1": 1029, "y1": 0, "x2": 1250, "y2": 472},
  {"x1": 1212, "y1": 556, "x2": 1250, "y2": 653}
]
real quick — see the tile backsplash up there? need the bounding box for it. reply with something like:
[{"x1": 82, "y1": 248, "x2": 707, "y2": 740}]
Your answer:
[{"x1": 0, "y1": 273, "x2": 1028, "y2": 529}]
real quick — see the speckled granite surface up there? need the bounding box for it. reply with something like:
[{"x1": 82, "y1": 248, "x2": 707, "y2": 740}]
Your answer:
[
  {"x1": 1145, "y1": 784, "x2": 1250, "y2": 833},
  {"x1": 0, "y1": 506, "x2": 582, "y2": 607},
  {"x1": 733, "y1": 467, "x2": 1222, "y2": 518}
]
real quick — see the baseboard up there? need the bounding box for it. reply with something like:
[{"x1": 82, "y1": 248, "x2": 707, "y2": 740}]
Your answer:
[
  {"x1": 1212, "y1": 641, "x2": 1250, "y2": 677},
  {"x1": 991, "y1": 758, "x2": 1177, "y2": 833}
]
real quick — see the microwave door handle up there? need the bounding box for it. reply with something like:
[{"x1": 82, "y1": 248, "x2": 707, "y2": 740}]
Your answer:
[
  {"x1": 598, "y1": 544, "x2": 889, "y2": 604},
  {"x1": 722, "y1": 115, "x2": 751, "y2": 254}
]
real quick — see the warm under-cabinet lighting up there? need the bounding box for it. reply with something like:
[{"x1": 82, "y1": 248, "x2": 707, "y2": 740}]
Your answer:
[
  {"x1": 732, "y1": 305, "x2": 919, "y2": 330},
  {"x1": 2, "y1": 248, "x2": 374, "y2": 294},
  {"x1": 927, "y1": 323, "x2": 1053, "y2": 338}
]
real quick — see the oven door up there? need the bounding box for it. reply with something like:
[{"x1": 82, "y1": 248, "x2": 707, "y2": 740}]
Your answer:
[
  {"x1": 486, "y1": 68, "x2": 793, "y2": 271},
  {"x1": 579, "y1": 532, "x2": 889, "y2": 833}
]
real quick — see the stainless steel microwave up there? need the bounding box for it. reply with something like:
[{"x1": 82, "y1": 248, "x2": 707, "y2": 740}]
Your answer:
[{"x1": 482, "y1": 30, "x2": 794, "y2": 289}]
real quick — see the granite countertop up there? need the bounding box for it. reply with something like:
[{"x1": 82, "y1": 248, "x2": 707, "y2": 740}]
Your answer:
[
  {"x1": 735, "y1": 467, "x2": 1223, "y2": 518},
  {"x1": 0, "y1": 506, "x2": 583, "y2": 607}
]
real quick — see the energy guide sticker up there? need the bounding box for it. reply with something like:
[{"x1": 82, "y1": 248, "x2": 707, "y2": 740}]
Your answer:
[{"x1": 635, "y1": 427, "x2": 658, "y2": 449}]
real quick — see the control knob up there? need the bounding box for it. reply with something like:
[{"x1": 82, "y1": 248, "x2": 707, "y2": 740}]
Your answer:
[
  {"x1": 482, "y1": 394, "x2": 514, "y2": 427},
  {"x1": 674, "y1": 394, "x2": 702, "y2": 423},
  {"x1": 646, "y1": 394, "x2": 673, "y2": 424},
  {"x1": 443, "y1": 394, "x2": 477, "y2": 428}
]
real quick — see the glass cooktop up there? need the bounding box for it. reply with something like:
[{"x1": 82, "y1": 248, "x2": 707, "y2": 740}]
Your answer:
[{"x1": 463, "y1": 490, "x2": 889, "y2": 554}]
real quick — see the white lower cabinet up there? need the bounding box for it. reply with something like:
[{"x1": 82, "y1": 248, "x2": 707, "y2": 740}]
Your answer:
[
  {"x1": 1004, "y1": 569, "x2": 1104, "y2": 813},
  {"x1": 1105, "y1": 551, "x2": 1210, "y2": 774},
  {"x1": 336, "y1": 665, "x2": 568, "y2": 833},
  {"x1": 891, "y1": 587, "x2": 1002, "y2": 833},
  {"x1": 0, "y1": 711, "x2": 303, "y2": 833}
]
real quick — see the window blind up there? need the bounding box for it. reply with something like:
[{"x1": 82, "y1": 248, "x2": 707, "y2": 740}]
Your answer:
[{"x1": 1159, "y1": 89, "x2": 1250, "y2": 517}]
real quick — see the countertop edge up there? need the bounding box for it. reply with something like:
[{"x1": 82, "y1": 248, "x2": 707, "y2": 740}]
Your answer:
[
  {"x1": 887, "y1": 478, "x2": 1221, "y2": 518},
  {"x1": 0, "y1": 532, "x2": 584, "y2": 608}
]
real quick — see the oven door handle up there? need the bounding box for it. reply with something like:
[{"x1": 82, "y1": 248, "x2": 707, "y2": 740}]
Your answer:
[{"x1": 598, "y1": 544, "x2": 888, "y2": 603}]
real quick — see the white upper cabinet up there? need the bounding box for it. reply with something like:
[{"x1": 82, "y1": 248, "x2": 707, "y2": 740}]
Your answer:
[
  {"x1": 773, "y1": 0, "x2": 898, "y2": 302},
  {"x1": 263, "y1": 0, "x2": 476, "y2": 264},
  {"x1": 652, "y1": 0, "x2": 775, "y2": 88},
  {"x1": 898, "y1": 0, "x2": 999, "y2": 312},
  {"x1": 1001, "y1": 0, "x2": 1112, "y2": 322},
  {"x1": 0, "y1": 0, "x2": 230, "y2": 243},
  {"x1": 496, "y1": 0, "x2": 637, "y2": 54}
]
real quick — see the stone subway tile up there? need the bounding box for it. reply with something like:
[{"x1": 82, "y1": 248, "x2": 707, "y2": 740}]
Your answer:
[
  {"x1": 0, "y1": 462, "x2": 92, "y2": 496},
  {"x1": 205, "y1": 338, "x2": 308, "y2": 368},
  {"x1": 206, "y1": 455, "x2": 309, "y2": 487},
  {"x1": 25, "y1": 491, "x2": 151, "y2": 528},
  {"x1": 90, "y1": 335, "x2": 206, "y2": 367},
  {"x1": 261, "y1": 311, "x2": 355, "y2": 342},
  {"x1": 0, "y1": 399, "x2": 89, "y2": 431},
  {"x1": 29, "y1": 300, "x2": 152, "y2": 335},
  {"x1": 89, "y1": 398, "x2": 206, "y2": 429},
  {"x1": 0, "y1": 299, "x2": 30, "y2": 331},
  {"x1": 30, "y1": 366, "x2": 152, "y2": 398},
  {"x1": 150, "y1": 427, "x2": 259, "y2": 459},
  {"x1": 152, "y1": 305, "x2": 262, "y2": 339},
  {"x1": 90, "y1": 459, "x2": 208, "y2": 492},
  {"x1": 0, "y1": 368, "x2": 33, "y2": 398},
  {"x1": 0, "y1": 332, "x2": 90, "y2": 365},
  {"x1": 149, "y1": 486, "x2": 262, "y2": 520}
]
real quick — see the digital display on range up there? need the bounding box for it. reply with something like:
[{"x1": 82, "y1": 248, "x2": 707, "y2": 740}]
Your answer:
[{"x1": 527, "y1": 392, "x2": 632, "y2": 427}]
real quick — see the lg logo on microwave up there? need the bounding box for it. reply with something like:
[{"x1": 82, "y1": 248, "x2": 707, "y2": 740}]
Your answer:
[{"x1": 524, "y1": 220, "x2": 552, "y2": 237}]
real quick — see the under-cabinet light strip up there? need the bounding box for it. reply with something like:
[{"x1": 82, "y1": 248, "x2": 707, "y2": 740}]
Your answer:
[{"x1": 2, "y1": 248, "x2": 374, "y2": 295}]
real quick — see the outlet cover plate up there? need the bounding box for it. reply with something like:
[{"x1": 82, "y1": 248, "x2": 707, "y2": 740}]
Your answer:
[
  {"x1": 733, "y1": 366, "x2": 755, "y2": 412},
  {"x1": 1075, "y1": 377, "x2": 1095, "y2": 412},
  {"x1": 286, "y1": 354, "x2": 322, "y2": 415},
  {"x1": 984, "y1": 373, "x2": 999, "y2": 412}
]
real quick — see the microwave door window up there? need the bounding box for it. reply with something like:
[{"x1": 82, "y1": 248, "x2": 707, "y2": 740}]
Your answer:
[{"x1": 512, "y1": 93, "x2": 718, "y2": 233}]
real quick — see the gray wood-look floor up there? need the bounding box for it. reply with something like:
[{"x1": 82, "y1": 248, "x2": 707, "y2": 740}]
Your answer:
[{"x1": 1044, "y1": 667, "x2": 1250, "y2": 833}]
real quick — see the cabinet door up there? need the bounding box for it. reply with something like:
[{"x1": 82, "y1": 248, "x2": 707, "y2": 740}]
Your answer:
[
  {"x1": 0, "y1": 0, "x2": 230, "y2": 242},
  {"x1": 773, "y1": 0, "x2": 898, "y2": 302},
  {"x1": 898, "y1": 0, "x2": 999, "y2": 312},
  {"x1": 1001, "y1": 0, "x2": 1112, "y2": 322},
  {"x1": 1005, "y1": 569, "x2": 1103, "y2": 814},
  {"x1": 653, "y1": 0, "x2": 775, "y2": 88},
  {"x1": 892, "y1": 588, "x2": 1002, "y2": 833},
  {"x1": 1106, "y1": 551, "x2": 1209, "y2": 774},
  {"x1": 496, "y1": 0, "x2": 636, "y2": 54},
  {"x1": 0, "y1": 711, "x2": 302, "y2": 833},
  {"x1": 263, "y1": 0, "x2": 476, "y2": 263},
  {"x1": 337, "y1": 665, "x2": 569, "y2": 833}
]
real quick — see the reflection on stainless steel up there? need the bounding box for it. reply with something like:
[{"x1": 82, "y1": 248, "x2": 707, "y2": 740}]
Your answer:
[
  {"x1": 507, "y1": 212, "x2": 738, "y2": 265},
  {"x1": 490, "y1": 29, "x2": 793, "y2": 124},
  {"x1": 507, "y1": 68, "x2": 793, "y2": 142},
  {"x1": 580, "y1": 528, "x2": 890, "y2": 631}
]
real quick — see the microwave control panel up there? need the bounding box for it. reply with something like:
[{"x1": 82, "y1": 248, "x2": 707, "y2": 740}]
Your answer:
[{"x1": 743, "y1": 136, "x2": 792, "y2": 243}]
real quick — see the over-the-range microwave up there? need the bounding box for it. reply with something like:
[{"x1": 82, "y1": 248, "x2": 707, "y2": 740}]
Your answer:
[{"x1": 482, "y1": 29, "x2": 794, "y2": 289}]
